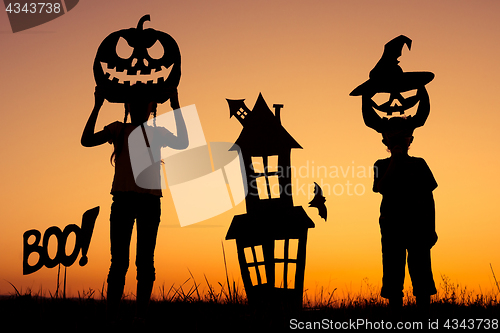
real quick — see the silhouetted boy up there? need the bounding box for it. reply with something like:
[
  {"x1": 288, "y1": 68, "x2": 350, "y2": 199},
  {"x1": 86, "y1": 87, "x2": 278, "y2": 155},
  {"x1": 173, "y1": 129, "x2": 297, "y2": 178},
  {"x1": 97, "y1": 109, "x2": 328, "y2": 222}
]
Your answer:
[{"x1": 372, "y1": 116, "x2": 438, "y2": 313}]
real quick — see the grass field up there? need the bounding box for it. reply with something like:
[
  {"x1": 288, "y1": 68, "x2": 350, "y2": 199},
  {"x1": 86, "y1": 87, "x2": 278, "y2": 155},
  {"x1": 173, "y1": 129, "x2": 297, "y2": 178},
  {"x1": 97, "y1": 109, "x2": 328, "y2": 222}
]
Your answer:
[{"x1": 1, "y1": 274, "x2": 498, "y2": 331}]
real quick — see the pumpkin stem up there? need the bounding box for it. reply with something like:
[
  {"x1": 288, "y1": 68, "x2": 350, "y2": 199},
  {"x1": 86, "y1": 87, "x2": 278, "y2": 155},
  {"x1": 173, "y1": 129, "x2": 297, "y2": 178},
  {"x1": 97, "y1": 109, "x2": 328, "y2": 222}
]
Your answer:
[{"x1": 137, "y1": 14, "x2": 150, "y2": 30}]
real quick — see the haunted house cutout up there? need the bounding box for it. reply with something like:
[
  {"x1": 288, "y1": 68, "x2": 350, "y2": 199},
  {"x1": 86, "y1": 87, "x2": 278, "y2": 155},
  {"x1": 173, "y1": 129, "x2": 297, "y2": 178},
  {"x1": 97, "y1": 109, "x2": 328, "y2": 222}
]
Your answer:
[{"x1": 225, "y1": 93, "x2": 315, "y2": 309}]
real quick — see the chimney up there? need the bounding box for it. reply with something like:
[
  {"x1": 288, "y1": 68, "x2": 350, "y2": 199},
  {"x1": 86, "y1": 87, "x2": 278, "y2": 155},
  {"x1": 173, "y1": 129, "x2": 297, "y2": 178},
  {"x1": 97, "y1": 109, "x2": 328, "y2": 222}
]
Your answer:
[{"x1": 273, "y1": 104, "x2": 284, "y2": 124}]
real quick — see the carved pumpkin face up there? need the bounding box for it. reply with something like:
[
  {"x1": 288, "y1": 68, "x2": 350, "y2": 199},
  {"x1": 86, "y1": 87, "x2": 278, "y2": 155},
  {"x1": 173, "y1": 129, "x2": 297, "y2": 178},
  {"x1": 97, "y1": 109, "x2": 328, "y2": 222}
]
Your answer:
[
  {"x1": 350, "y1": 35, "x2": 434, "y2": 117},
  {"x1": 371, "y1": 89, "x2": 420, "y2": 116},
  {"x1": 93, "y1": 15, "x2": 180, "y2": 103}
]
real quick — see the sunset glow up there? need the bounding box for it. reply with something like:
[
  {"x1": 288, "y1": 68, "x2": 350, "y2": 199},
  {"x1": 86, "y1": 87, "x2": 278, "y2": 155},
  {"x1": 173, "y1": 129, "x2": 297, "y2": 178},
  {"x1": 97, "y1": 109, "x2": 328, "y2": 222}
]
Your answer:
[{"x1": 1, "y1": 1, "x2": 499, "y2": 300}]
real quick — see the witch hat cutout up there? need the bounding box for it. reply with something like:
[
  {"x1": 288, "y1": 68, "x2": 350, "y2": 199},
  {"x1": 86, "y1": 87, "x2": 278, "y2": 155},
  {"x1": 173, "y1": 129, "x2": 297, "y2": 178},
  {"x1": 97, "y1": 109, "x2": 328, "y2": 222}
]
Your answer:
[{"x1": 350, "y1": 35, "x2": 434, "y2": 116}]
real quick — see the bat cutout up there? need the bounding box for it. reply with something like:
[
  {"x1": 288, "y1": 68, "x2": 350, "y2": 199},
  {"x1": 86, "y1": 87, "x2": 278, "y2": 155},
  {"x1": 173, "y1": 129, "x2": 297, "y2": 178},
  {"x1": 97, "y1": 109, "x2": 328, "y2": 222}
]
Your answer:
[{"x1": 308, "y1": 182, "x2": 327, "y2": 221}]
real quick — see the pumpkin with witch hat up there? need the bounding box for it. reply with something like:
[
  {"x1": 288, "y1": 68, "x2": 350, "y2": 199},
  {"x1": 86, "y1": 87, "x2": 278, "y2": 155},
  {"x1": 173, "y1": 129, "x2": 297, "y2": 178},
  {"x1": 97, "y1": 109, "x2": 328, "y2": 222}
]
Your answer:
[
  {"x1": 93, "y1": 14, "x2": 181, "y2": 103},
  {"x1": 350, "y1": 35, "x2": 434, "y2": 116}
]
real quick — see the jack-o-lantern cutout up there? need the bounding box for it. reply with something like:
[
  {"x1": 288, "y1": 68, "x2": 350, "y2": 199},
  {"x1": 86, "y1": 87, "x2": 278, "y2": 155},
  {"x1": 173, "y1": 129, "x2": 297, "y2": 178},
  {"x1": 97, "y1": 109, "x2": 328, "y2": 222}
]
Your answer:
[
  {"x1": 350, "y1": 35, "x2": 434, "y2": 116},
  {"x1": 93, "y1": 14, "x2": 180, "y2": 103},
  {"x1": 371, "y1": 88, "x2": 421, "y2": 115}
]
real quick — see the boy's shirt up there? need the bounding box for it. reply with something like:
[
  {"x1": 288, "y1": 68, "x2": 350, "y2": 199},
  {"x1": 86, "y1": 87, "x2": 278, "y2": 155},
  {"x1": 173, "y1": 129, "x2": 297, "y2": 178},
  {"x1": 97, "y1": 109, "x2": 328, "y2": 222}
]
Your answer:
[{"x1": 373, "y1": 156, "x2": 437, "y2": 245}]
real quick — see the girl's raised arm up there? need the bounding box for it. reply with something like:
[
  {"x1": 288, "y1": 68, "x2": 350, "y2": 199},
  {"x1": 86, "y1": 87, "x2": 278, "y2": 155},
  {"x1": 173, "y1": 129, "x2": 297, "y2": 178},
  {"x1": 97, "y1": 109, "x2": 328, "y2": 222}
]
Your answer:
[
  {"x1": 81, "y1": 88, "x2": 112, "y2": 147},
  {"x1": 166, "y1": 90, "x2": 189, "y2": 150}
]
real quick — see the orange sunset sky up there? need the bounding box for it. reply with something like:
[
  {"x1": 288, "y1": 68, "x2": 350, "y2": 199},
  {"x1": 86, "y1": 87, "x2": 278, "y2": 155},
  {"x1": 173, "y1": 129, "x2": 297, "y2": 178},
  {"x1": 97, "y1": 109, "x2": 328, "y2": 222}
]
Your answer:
[{"x1": 1, "y1": 1, "x2": 499, "y2": 299}]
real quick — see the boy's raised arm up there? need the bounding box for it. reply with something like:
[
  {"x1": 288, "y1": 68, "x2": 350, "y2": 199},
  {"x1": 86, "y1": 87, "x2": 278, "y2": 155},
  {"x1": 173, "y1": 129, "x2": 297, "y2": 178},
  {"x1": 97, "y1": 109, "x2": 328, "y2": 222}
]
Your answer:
[
  {"x1": 362, "y1": 93, "x2": 385, "y2": 133},
  {"x1": 409, "y1": 87, "x2": 430, "y2": 129}
]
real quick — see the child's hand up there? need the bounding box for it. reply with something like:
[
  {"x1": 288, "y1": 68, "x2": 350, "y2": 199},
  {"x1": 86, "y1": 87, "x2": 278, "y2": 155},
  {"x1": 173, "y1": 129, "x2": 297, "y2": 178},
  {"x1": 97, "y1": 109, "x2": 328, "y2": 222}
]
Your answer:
[
  {"x1": 428, "y1": 231, "x2": 438, "y2": 249},
  {"x1": 94, "y1": 86, "x2": 105, "y2": 108},
  {"x1": 169, "y1": 89, "x2": 180, "y2": 110},
  {"x1": 416, "y1": 86, "x2": 429, "y2": 99}
]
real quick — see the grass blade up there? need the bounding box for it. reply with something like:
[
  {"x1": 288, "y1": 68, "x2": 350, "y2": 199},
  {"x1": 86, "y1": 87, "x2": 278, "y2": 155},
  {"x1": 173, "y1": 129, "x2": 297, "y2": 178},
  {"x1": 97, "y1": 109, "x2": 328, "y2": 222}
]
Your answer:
[
  {"x1": 490, "y1": 263, "x2": 500, "y2": 295},
  {"x1": 221, "y1": 240, "x2": 232, "y2": 302},
  {"x1": 5, "y1": 280, "x2": 21, "y2": 297}
]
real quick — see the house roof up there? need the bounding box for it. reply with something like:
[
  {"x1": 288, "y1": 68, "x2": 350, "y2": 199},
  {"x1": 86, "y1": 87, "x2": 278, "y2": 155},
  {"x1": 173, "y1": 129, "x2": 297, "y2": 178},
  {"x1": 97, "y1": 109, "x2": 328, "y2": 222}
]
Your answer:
[
  {"x1": 230, "y1": 93, "x2": 302, "y2": 155},
  {"x1": 225, "y1": 206, "x2": 315, "y2": 242}
]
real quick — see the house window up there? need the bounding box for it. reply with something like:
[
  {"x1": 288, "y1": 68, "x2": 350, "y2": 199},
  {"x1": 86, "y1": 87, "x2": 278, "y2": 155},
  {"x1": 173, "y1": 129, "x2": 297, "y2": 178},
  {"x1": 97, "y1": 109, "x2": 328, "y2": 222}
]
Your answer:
[
  {"x1": 267, "y1": 155, "x2": 278, "y2": 172},
  {"x1": 237, "y1": 107, "x2": 248, "y2": 119},
  {"x1": 251, "y1": 155, "x2": 281, "y2": 200},
  {"x1": 251, "y1": 156, "x2": 265, "y2": 173},
  {"x1": 244, "y1": 245, "x2": 267, "y2": 286},
  {"x1": 268, "y1": 175, "x2": 281, "y2": 199},
  {"x1": 274, "y1": 239, "x2": 299, "y2": 289},
  {"x1": 256, "y1": 177, "x2": 269, "y2": 199}
]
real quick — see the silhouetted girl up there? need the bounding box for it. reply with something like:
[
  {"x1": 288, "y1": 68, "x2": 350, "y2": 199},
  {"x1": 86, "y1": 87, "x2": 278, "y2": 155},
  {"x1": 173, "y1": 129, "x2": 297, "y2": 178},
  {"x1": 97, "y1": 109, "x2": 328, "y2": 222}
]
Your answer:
[{"x1": 81, "y1": 88, "x2": 188, "y2": 320}]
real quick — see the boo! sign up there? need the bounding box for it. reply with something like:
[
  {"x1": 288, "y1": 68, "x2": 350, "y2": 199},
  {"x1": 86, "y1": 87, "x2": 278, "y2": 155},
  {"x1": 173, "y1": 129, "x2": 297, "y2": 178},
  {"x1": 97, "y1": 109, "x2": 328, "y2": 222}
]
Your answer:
[{"x1": 23, "y1": 206, "x2": 99, "y2": 275}]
